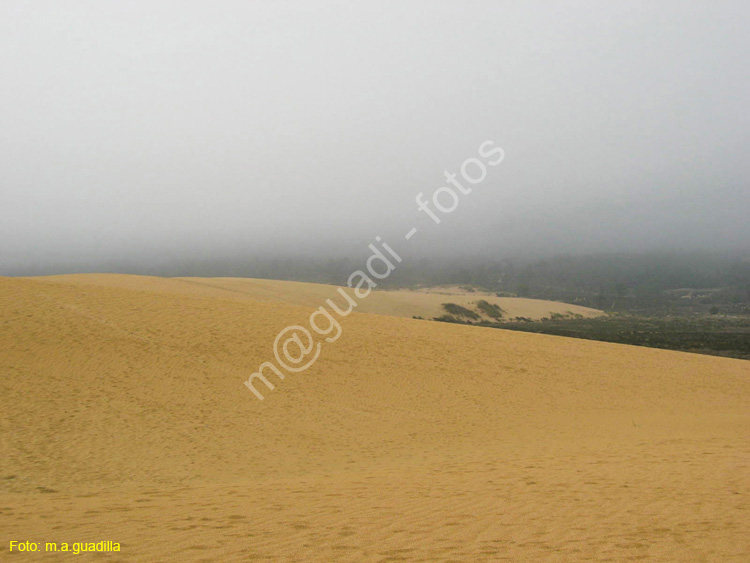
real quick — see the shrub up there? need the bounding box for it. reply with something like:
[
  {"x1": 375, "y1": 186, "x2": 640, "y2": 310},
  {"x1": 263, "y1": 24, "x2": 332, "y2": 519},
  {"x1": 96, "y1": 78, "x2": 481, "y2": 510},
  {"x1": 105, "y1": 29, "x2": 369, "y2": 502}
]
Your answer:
[
  {"x1": 434, "y1": 315, "x2": 466, "y2": 324},
  {"x1": 476, "y1": 300, "x2": 504, "y2": 319},
  {"x1": 442, "y1": 303, "x2": 481, "y2": 320}
]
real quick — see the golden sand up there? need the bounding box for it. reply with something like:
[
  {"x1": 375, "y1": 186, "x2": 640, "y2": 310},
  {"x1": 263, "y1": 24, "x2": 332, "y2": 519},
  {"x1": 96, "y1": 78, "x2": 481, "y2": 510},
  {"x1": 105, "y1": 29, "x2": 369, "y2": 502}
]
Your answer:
[
  {"x1": 1, "y1": 275, "x2": 748, "y2": 561},
  {"x1": 39, "y1": 274, "x2": 603, "y2": 321}
]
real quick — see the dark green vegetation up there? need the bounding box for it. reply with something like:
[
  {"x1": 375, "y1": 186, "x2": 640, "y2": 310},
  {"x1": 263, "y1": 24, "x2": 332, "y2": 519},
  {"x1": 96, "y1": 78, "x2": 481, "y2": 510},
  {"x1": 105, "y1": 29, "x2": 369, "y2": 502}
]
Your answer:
[
  {"x1": 437, "y1": 301, "x2": 505, "y2": 323},
  {"x1": 495, "y1": 315, "x2": 750, "y2": 360},
  {"x1": 476, "y1": 300, "x2": 504, "y2": 320},
  {"x1": 439, "y1": 303, "x2": 480, "y2": 321}
]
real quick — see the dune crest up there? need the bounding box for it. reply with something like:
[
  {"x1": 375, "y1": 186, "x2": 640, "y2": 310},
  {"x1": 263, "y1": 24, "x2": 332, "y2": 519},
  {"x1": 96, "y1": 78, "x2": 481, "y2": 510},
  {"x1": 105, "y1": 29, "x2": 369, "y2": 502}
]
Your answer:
[{"x1": 37, "y1": 273, "x2": 604, "y2": 321}]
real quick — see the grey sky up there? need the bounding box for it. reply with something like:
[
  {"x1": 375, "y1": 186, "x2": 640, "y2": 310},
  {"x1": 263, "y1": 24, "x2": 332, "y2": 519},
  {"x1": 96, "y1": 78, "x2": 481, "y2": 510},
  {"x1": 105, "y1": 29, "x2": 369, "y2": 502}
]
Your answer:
[{"x1": 1, "y1": 1, "x2": 748, "y2": 273}]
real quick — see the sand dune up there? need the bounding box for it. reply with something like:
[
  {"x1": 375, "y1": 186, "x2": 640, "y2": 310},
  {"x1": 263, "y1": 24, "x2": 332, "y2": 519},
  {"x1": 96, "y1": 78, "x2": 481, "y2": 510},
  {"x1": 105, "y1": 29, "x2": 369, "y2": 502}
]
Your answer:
[
  {"x1": 1, "y1": 275, "x2": 748, "y2": 561},
  {"x1": 38, "y1": 273, "x2": 603, "y2": 321}
]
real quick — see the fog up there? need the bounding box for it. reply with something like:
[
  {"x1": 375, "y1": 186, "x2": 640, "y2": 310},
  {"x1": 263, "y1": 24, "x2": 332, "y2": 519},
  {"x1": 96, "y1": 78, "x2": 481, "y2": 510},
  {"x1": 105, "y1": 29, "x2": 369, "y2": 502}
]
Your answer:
[{"x1": 2, "y1": 1, "x2": 748, "y2": 275}]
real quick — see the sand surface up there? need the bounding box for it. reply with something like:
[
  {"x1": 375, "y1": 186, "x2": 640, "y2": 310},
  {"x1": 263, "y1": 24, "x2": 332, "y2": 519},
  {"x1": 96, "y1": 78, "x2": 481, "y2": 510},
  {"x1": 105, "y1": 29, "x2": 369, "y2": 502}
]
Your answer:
[
  {"x1": 1, "y1": 275, "x2": 748, "y2": 561},
  {"x1": 38, "y1": 274, "x2": 603, "y2": 321}
]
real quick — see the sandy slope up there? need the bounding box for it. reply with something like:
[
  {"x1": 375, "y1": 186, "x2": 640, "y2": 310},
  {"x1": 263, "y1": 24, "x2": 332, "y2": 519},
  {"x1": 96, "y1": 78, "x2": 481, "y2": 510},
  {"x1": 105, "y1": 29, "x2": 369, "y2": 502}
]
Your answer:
[
  {"x1": 1, "y1": 275, "x2": 748, "y2": 562},
  {"x1": 38, "y1": 274, "x2": 603, "y2": 321}
]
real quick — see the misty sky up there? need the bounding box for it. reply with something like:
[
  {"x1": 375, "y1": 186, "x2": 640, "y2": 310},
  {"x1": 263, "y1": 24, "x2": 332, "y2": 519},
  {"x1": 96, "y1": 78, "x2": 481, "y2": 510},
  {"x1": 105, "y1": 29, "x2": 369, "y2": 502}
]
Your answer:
[{"x1": 1, "y1": 1, "x2": 749, "y2": 274}]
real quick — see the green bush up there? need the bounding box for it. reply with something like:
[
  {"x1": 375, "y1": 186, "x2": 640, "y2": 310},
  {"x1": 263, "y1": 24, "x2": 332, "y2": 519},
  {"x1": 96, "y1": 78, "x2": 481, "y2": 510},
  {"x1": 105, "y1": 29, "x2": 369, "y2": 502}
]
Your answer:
[
  {"x1": 476, "y1": 300, "x2": 504, "y2": 319},
  {"x1": 441, "y1": 303, "x2": 480, "y2": 320},
  {"x1": 434, "y1": 314, "x2": 466, "y2": 324}
]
